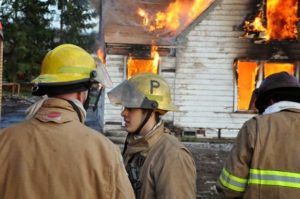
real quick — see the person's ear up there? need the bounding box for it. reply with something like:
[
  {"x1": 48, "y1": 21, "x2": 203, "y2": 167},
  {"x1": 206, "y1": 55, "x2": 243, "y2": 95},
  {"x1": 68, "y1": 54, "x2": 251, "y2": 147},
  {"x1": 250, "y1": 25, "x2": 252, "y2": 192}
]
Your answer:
[{"x1": 77, "y1": 91, "x2": 88, "y2": 104}]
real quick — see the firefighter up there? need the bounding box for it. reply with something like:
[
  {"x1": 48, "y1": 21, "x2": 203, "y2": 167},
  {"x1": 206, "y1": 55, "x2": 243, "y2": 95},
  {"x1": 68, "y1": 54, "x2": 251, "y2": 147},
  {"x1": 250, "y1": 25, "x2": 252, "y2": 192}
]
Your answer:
[
  {"x1": 108, "y1": 73, "x2": 197, "y2": 199},
  {"x1": 0, "y1": 44, "x2": 135, "y2": 199},
  {"x1": 217, "y1": 71, "x2": 300, "y2": 198}
]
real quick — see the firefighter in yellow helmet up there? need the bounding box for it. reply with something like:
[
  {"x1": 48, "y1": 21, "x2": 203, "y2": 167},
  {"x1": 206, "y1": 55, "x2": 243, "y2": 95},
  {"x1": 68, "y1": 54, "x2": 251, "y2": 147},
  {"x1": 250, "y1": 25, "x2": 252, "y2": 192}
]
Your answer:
[
  {"x1": 217, "y1": 72, "x2": 300, "y2": 198},
  {"x1": 108, "y1": 73, "x2": 197, "y2": 199},
  {"x1": 0, "y1": 44, "x2": 134, "y2": 199}
]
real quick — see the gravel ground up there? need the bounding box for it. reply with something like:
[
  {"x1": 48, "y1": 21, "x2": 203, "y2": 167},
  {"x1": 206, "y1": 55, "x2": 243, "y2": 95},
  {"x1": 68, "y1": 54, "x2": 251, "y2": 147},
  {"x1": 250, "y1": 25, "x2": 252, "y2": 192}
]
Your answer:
[{"x1": 185, "y1": 142, "x2": 231, "y2": 198}]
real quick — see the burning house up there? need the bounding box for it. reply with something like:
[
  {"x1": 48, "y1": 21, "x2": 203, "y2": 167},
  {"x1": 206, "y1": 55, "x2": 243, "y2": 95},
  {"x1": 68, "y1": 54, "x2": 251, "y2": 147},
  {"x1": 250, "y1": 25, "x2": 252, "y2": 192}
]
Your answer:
[{"x1": 94, "y1": 0, "x2": 300, "y2": 138}]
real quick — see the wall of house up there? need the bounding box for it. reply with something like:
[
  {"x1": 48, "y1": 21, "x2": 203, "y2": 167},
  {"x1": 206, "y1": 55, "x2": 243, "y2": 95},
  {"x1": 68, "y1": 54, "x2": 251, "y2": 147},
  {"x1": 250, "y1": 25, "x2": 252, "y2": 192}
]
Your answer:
[
  {"x1": 173, "y1": 0, "x2": 271, "y2": 137},
  {"x1": 103, "y1": 0, "x2": 300, "y2": 138}
]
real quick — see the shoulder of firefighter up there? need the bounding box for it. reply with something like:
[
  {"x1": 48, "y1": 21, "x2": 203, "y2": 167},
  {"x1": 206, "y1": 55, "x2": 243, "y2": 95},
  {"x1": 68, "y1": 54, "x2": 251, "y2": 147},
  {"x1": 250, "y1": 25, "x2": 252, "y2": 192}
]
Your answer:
[
  {"x1": 0, "y1": 100, "x2": 134, "y2": 199},
  {"x1": 217, "y1": 110, "x2": 300, "y2": 198},
  {"x1": 125, "y1": 124, "x2": 197, "y2": 199},
  {"x1": 152, "y1": 134, "x2": 197, "y2": 199}
]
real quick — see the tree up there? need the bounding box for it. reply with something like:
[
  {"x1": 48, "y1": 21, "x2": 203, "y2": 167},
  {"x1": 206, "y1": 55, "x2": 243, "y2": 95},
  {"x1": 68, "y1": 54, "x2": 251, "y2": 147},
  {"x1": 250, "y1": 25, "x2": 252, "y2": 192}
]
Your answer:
[
  {"x1": 0, "y1": 0, "x2": 98, "y2": 82},
  {"x1": 58, "y1": 0, "x2": 98, "y2": 50},
  {"x1": 1, "y1": 0, "x2": 56, "y2": 82}
]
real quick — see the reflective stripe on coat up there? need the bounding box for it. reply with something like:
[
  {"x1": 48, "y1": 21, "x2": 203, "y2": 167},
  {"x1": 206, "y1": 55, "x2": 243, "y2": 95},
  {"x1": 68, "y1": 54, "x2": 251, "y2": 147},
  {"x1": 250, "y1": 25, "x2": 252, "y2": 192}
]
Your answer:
[{"x1": 217, "y1": 109, "x2": 300, "y2": 199}]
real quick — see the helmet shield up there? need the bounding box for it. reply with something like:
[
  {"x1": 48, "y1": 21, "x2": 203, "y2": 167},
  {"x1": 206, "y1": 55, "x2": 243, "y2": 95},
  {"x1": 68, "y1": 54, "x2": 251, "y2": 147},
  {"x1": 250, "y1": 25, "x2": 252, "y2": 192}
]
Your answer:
[
  {"x1": 108, "y1": 80, "x2": 158, "y2": 109},
  {"x1": 94, "y1": 59, "x2": 113, "y2": 88}
]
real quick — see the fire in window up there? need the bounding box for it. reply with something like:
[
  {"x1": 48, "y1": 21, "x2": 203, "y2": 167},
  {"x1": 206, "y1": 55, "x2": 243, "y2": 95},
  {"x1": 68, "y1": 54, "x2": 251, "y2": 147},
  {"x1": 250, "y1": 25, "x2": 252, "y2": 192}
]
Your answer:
[
  {"x1": 243, "y1": 0, "x2": 298, "y2": 42},
  {"x1": 127, "y1": 45, "x2": 159, "y2": 79},
  {"x1": 264, "y1": 62, "x2": 295, "y2": 77},
  {"x1": 235, "y1": 60, "x2": 297, "y2": 112},
  {"x1": 236, "y1": 61, "x2": 259, "y2": 111}
]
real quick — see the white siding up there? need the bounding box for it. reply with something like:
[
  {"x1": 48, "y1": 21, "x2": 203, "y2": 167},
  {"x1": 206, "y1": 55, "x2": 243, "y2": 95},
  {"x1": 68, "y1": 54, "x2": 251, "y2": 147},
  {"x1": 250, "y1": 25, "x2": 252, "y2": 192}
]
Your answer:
[
  {"x1": 160, "y1": 57, "x2": 176, "y2": 122},
  {"x1": 104, "y1": 55, "x2": 124, "y2": 124},
  {"x1": 173, "y1": 0, "x2": 264, "y2": 132}
]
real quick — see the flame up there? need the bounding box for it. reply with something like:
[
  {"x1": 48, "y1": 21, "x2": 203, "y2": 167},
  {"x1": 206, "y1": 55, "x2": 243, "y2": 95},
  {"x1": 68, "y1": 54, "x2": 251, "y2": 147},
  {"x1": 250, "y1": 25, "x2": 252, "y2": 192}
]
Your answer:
[
  {"x1": 266, "y1": 0, "x2": 298, "y2": 40},
  {"x1": 244, "y1": 0, "x2": 298, "y2": 41},
  {"x1": 237, "y1": 61, "x2": 259, "y2": 111},
  {"x1": 97, "y1": 49, "x2": 106, "y2": 64},
  {"x1": 127, "y1": 45, "x2": 160, "y2": 79},
  {"x1": 137, "y1": 0, "x2": 214, "y2": 34},
  {"x1": 151, "y1": 45, "x2": 160, "y2": 69},
  {"x1": 264, "y1": 63, "x2": 295, "y2": 78},
  {"x1": 245, "y1": 12, "x2": 266, "y2": 32}
]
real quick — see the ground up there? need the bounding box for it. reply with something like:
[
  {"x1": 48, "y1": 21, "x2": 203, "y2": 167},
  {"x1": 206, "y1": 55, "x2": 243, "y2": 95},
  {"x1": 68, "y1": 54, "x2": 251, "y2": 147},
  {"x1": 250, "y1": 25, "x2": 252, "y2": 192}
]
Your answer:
[{"x1": 1, "y1": 96, "x2": 232, "y2": 199}]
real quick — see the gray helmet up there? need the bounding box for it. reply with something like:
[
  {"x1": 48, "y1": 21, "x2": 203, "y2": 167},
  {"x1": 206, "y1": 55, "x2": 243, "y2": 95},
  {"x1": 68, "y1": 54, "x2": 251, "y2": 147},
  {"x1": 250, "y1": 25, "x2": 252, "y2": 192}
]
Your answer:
[{"x1": 251, "y1": 72, "x2": 300, "y2": 113}]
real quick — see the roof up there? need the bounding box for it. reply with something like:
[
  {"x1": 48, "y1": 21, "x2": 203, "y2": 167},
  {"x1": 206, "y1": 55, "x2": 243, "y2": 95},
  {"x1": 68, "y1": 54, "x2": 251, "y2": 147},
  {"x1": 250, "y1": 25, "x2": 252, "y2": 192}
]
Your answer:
[{"x1": 101, "y1": 0, "x2": 216, "y2": 45}]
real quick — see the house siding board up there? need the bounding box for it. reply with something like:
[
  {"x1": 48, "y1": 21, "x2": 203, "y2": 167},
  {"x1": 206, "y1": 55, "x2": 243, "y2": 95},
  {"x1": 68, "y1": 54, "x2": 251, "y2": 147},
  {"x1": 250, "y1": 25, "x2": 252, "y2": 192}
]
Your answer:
[
  {"x1": 104, "y1": 55, "x2": 124, "y2": 124},
  {"x1": 174, "y1": 0, "x2": 257, "y2": 131}
]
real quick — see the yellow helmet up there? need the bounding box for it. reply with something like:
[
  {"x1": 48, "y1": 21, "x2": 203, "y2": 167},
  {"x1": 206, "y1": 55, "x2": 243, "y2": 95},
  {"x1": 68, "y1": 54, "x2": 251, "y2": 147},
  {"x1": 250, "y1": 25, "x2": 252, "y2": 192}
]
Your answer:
[
  {"x1": 108, "y1": 73, "x2": 178, "y2": 113},
  {"x1": 33, "y1": 44, "x2": 98, "y2": 84},
  {"x1": 32, "y1": 44, "x2": 112, "y2": 96}
]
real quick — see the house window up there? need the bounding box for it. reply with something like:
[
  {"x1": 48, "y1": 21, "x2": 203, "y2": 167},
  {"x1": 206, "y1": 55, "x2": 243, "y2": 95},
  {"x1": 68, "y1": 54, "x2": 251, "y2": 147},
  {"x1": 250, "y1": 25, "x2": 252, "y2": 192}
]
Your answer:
[
  {"x1": 127, "y1": 57, "x2": 159, "y2": 79},
  {"x1": 235, "y1": 60, "x2": 298, "y2": 112},
  {"x1": 126, "y1": 46, "x2": 160, "y2": 79}
]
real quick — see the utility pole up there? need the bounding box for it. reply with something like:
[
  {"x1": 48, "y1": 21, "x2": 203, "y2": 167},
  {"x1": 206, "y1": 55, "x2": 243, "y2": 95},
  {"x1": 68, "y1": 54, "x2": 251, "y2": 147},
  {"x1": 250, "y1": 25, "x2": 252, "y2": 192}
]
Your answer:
[{"x1": 0, "y1": 21, "x2": 3, "y2": 120}]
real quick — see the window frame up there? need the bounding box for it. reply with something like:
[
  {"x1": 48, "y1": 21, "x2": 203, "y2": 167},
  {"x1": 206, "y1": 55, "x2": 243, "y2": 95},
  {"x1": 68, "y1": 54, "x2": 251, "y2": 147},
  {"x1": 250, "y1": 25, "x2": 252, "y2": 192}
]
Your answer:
[{"x1": 234, "y1": 59, "x2": 300, "y2": 113}]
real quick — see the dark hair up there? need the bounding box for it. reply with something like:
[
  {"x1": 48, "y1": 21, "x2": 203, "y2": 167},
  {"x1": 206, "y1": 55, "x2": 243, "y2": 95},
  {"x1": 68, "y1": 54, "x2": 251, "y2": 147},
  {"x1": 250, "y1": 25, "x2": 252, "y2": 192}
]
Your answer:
[{"x1": 32, "y1": 81, "x2": 91, "y2": 96}]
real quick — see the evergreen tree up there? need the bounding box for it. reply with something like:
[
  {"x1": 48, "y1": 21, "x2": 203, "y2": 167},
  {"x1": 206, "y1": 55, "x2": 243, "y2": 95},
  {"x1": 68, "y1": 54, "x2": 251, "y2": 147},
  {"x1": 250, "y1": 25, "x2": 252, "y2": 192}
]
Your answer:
[
  {"x1": 58, "y1": 0, "x2": 98, "y2": 50},
  {"x1": 0, "y1": 0, "x2": 97, "y2": 82},
  {"x1": 1, "y1": 0, "x2": 56, "y2": 82}
]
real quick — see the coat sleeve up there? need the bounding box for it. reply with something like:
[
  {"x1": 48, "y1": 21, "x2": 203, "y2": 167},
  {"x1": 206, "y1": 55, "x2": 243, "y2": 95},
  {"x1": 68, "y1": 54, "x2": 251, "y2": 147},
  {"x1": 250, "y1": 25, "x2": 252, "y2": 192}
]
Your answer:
[
  {"x1": 111, "y1": 147, "x2": 136, "y2": 199},
  {"x1": 156, "y1": 149, "x2": 197, "y2": 199},
  {"x1": 217, "y1": 118, "x2": 257, "y2": 199}
]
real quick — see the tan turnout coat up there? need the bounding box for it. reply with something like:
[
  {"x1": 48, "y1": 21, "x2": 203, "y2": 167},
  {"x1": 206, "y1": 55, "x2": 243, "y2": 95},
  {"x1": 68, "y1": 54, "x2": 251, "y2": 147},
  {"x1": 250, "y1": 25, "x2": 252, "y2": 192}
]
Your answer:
[
  {"x1": 124, "y1": 123, "x2": 197, "y2": 199},
  {"x1": 0, "y1": 98, "x2": 135, "y2": 199},
  {"x1": 217, "y1": 109, "x2": 300, "y2": 199}
]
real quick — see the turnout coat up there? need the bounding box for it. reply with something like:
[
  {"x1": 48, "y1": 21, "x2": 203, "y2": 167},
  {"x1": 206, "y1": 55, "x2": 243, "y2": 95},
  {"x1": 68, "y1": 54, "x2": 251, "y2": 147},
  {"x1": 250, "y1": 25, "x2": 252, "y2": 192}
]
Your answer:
[
  {"x1": 124, "y1": 123, "x2": 197, "y2": 199},
  {"x1": 217, "y1": 109, "x2": 300, "y2": 199},
  {"x1": 0, "y1": 98, "x2": 134, "y2": 199}
]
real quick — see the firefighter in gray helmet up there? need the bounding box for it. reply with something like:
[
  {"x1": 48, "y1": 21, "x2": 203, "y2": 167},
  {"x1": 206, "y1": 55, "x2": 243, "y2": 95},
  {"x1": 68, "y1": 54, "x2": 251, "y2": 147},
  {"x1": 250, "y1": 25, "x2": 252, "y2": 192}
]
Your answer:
[
  {"x1": 217, "y1": 71, "x2": 300, "y2": 199},
  {"x1": 108, "y1": 73, "x2": 197, "y2": 199},
  {"x1": 0, "y1": 44, "x2": 134, "y2": 199}
]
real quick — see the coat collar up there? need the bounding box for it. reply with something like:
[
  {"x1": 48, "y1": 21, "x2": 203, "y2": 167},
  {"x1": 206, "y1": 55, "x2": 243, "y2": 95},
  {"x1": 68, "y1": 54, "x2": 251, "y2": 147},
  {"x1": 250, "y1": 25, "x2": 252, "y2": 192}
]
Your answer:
[
  {"x1": 124, "y1": 122, "x2": 165, "y2": 156},
  {"x1": 34, "y1": 98, "x2": 85, "y2": 124}
]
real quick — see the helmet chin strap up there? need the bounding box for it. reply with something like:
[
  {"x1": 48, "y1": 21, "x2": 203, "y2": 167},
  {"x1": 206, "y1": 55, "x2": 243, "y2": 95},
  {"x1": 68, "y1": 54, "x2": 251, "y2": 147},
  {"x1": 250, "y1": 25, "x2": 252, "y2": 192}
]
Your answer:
[
  {"x1": 133, "y1": 109, "x2": 154, "y2": 135},
  {"x1": 122, "y1": 109, "x2": 153, "y2": 156}
]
